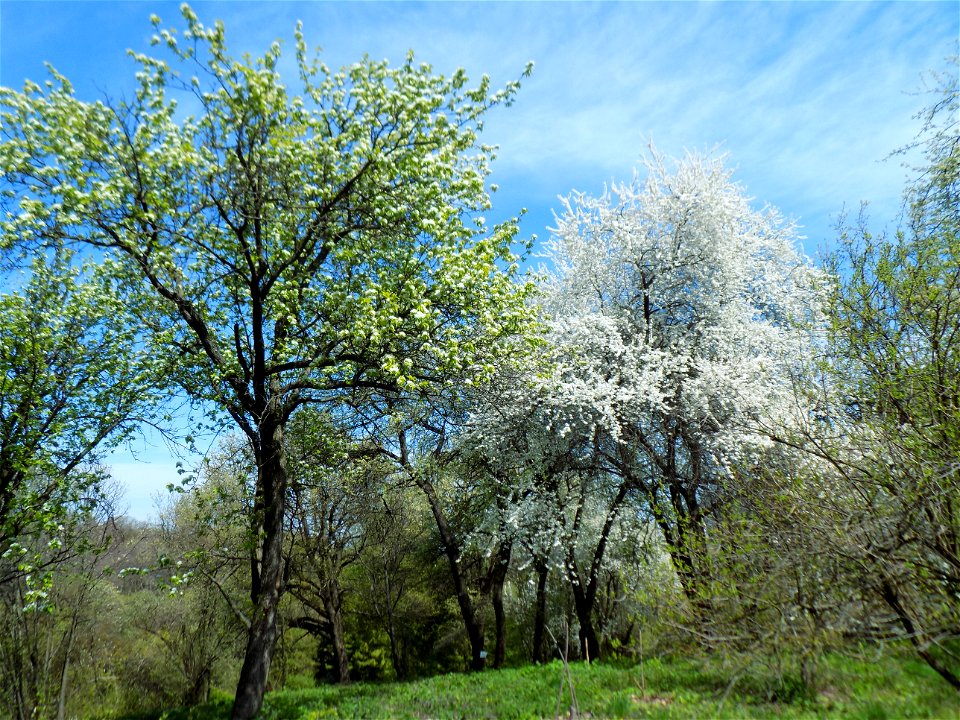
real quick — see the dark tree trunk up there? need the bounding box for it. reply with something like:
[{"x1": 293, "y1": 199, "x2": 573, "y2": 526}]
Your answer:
[
  {"x1": 492, "y1": 584, "x2": 507, "y2": 668},
  {"x1": 488, "y1": 539, "x2": 512, "y2": 669},
  {"x1": 231, "y1": 422, "x2": 289, "y2": 720},
  {"x1": 414, "y1": 473, "x2": 485, "y2": 670},
  {"x1": 880, "y1": 577, "x2": 960, "y2": 691},
  {"x1": 460, "y1": 583, "x2": 486, "y2": 670},
  {"x1": 564, "y1": 480, "x2": 629, "y2": 663},
  {"x1": 322, "y1": 583, "x2": 351, "y2": 684},
  {"x1": 185, "y1": 668, "x2": 211, "y2": 706},
  {"x1": 385, "y1": 572, "x2": 406, "y2": 680},
  {"x1": 652, "y1": 477, "x2": 710, "y2": 615},
  {"x1": 656, "y1": 512, "x2": 700, "y2": 603},
  {"x1": 531, "y1": 557, "x2": 549, "y2": 664},
  {"x1": 571, "y1": 584, "x2": 601, "y2": 662}
]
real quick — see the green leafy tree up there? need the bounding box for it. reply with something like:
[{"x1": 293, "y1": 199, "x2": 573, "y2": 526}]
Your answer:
[
  {"x1": 284, "y1": 409, "x2": 386, "y2": 684},
  {"x1": 0, "y1": 6, "x2": 532, "y2": 716},
  {"x1": 350, "y1": 480, "x2": 434, "y2": 681},
  {"x1": 823, "y1": 59, "x2": 959, "y2": 689},
  {"x1": 0, "y1": 487, "x2": 127, "y2": 720},
  {"x1": 0, "y1": 249, "x2": 156, "y2": 571}
]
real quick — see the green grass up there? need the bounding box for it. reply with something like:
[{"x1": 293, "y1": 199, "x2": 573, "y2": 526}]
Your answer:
[{"x1": 125, "y1": 651, "x2": 960, "y2": 720}]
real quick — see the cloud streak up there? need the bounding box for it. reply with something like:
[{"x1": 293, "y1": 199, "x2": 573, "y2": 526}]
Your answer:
[{"x1": 2, "y1": 0, "x2": 955, "y2": 518}]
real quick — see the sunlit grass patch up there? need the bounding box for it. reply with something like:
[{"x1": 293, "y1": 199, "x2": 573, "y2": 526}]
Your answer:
[{"x1": 124, "y1": 649, "x2": 959, "y2": 720}]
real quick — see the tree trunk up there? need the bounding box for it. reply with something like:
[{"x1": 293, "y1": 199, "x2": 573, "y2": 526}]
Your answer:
[
  {"x1": 231, "y1": 423, "x2": 289, "y2": 720},
  {"x1": 185, "y1": 668, "x2": 211, "y2": 706},
  {"x1": 657, "y1": 515, "x2": 701, "y2": 604},
  {"x1": 383, "y1": 563, "x2": 406, "y2": 680},
  {"x1": 488, "y1": 539, "x2": 512, "y2": 669},
  {"x1": 571, "y1": 582, "x2": 601, "y2": 662},
  {"x1": 880, "y1": 577, "x2": 960, "y2": 691},
  {"x1": 56, "y1": 654, "x2": 69, "y2": 720},
  {"x1": 57, "y1": 605, "x2": 81, "y2": 720},
  {"x1": 648, "y1": 472, "x2": 709, "y2": 613},
  {"x1": 414, "y1": 473, "x2": 485, "y2": 671},
  {"x1": 532, "y1": 557, "x2": 549, "y2": 664},
  {"x1": 492, "y1": 584, "x2": 506, "y2": 668},
  {"x1": 322, "y1": 583, "x2": 351, "y2": 684},
  {"x1": 569, "y1": 480, "x2": 629, "y2": 662}
]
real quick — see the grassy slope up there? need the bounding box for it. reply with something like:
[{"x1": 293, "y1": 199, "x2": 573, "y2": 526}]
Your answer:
[{"x1": 130, "y1": 652, "x2": 959, "y2": 720}]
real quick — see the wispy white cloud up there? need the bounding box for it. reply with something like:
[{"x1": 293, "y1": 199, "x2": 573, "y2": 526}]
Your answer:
[{"x1": 3, "y1": 1, "x2": 955, "y2": 509}]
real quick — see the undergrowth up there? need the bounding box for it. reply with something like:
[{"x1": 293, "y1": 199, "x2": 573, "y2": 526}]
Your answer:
[{"x1": 118, "y1": 650, "x2": 960, "y2": 720}]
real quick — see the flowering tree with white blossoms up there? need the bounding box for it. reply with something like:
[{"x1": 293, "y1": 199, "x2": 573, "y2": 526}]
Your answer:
[
  {"x1": 0, "y1": 6, "x2": 533, "y2": 717},
  {"x1": 463, "y1": 362, "x2": 633, "y2": 662},
  {"x1": 536, "y1": 149, "x2": 826, "y2": 611}
]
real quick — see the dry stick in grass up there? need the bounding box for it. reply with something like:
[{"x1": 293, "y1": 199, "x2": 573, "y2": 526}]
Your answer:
[
  {"x1": 547, "y1": 622, "x2": 580, "y2": 719},
  {"x1": 638, "y1": 625, "x2": 645, "y2": 697}
]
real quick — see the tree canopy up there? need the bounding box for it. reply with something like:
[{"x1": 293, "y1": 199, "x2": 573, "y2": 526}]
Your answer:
[
  {"x1": 0, "y1": 248, "x2": 158, "y2": 578},
  {"x1": 0, "y1": 6, "x2": 534, "y2": 717}
]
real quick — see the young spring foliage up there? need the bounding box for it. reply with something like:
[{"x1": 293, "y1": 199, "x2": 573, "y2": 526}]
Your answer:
[
  {"x1": 0, "y1": 5, "x2": 534, "y2": 717},
  {"x1": 0, "y1": 9, "x2": 534, "y2": 419},
  {"x1": 0, "y1": 250, "x2": 158, "y2": 563},
  {"x1": 822, "y1": 62, "x2": 959, "y2": 689}
]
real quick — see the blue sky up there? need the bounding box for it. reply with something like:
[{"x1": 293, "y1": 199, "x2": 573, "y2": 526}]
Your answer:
[{"x1": 2, "y1": 1, "x2": 957, "y2": 520}]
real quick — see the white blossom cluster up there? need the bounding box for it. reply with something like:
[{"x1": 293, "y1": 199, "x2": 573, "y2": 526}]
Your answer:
[
  {"x1": 463, "y1": 150, "x2": 830, "y2": 565},
  {"x1": 538, "y1": 150, "x2": 829, "y2": 472}
]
